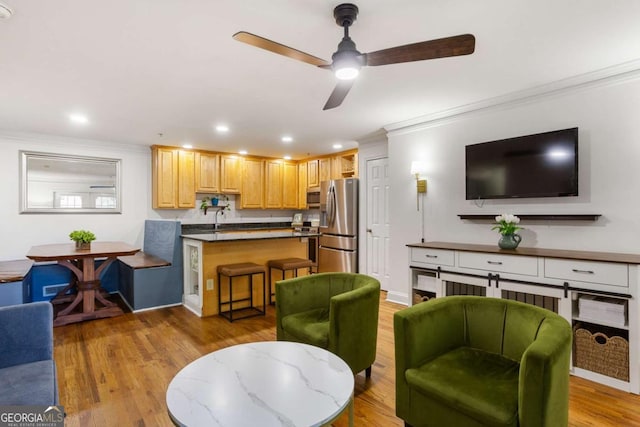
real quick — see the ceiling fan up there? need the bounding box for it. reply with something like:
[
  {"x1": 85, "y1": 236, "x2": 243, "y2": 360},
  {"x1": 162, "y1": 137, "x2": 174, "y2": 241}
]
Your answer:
[{"x1": 233, "y1": 3, "x2": 475, "y2": 110}]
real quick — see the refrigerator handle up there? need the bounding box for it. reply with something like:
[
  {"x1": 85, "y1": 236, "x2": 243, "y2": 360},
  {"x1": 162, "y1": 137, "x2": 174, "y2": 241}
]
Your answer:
[
  {"x1": 326, "y1": 185, "x2": 334, "y2": 226},
  {"x1": 329, "y1": 185, "x2": 337, "y2": 226}
]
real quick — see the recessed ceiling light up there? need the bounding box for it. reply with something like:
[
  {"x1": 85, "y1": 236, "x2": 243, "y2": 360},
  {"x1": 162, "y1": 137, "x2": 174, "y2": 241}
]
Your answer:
[
  {"x1": 0, "y1": 3, "x2": 13, "y2": 19},
  {"x1": 281, "y1": 136, "x2": 293, "y2": 143},
  {"x1": 332, "y1": 143, "x2": 343, "y2": 150},
  {"x1": 283, "y1": 155, "x2": 292, "y2": 160},
  {"x1": 182, "y1": 143, "x2": 193, "y2": 149},
  {"x1": 215, "y1": 124, "x2": 229, "y2": 133},
  {"x1": 69, "y1": 114, "x2": 89, "y2": 125},
  {"x1": 238, "y1": 150, "x2": 248, "y2": 155}
]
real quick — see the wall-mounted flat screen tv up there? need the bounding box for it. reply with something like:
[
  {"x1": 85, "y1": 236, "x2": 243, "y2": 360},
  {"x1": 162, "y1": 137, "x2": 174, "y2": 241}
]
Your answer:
[{"x1": 465, "y1": 127, "x2": 578, "y2": 200}]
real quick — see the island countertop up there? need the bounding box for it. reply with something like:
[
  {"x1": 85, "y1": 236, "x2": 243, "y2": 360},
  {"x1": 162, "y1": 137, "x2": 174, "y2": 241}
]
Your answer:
[{"x1": 181, "y1": 230, "x2": 319, "y2": 242}]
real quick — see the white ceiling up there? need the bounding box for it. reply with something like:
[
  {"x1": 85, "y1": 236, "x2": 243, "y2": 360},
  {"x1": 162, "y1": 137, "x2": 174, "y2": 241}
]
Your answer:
[{"x1": 1, "y1": 1, "x2": 639, "y2": 159}]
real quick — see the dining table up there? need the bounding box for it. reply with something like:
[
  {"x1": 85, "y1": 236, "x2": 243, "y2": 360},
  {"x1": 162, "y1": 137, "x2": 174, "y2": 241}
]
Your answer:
[{"x1": 26, "y1": 241, "x2": 139, "y2": 326}]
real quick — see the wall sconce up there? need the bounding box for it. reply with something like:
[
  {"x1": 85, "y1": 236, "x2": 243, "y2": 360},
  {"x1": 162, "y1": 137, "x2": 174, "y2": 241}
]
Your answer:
[{"x1": 410, "y1": 161, "x2": 428, "y2": 210}]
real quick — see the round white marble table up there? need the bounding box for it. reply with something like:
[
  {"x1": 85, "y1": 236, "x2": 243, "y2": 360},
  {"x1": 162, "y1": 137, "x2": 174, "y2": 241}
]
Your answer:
[{"x1": 166, "y1": 341, "x2": 354, "y2": 427}]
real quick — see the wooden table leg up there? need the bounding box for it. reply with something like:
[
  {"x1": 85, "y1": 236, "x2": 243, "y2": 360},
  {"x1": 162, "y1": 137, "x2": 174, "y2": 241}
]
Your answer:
[{"x1": 82, "y1": 258, "x2": 96, "y2": 313}]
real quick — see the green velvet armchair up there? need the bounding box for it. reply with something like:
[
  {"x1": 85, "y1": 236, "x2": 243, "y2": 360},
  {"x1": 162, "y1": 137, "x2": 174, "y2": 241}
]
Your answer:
[
  {"x1": 276, "y1": 272, "x2": 380, "y2": 377},
  {"x1": 394, "y1": 296, "x2": 572, "y2": 427}
]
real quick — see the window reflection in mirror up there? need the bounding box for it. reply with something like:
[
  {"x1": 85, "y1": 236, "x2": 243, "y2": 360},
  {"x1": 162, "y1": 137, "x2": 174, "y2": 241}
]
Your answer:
[{"x1": 20, "y1": 151, "x2": 121, "y2": 214}]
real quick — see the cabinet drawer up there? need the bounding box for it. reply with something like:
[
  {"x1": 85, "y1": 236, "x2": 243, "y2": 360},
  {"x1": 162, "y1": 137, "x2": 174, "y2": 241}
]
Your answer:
[
  {"x1": 544, "y1": 259, "x2": 628, "y2": 288},
  {"x1": 458, "y1": 252, "x2": 538, "y2": 277},
  {"x1": 410, "y1": 248, "x2": 454, "y2": 267}
]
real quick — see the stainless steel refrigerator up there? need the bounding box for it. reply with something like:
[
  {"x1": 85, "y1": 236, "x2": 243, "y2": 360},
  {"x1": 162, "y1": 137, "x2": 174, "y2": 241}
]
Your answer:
[{"x1": 318, "y1": 178, "x2": 358, "y2": 273}]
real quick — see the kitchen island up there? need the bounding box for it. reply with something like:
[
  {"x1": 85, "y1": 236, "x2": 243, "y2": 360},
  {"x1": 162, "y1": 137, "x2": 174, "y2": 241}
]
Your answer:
[{"x1": 182, "y1": 229, "x2": 318, "y2": 317}]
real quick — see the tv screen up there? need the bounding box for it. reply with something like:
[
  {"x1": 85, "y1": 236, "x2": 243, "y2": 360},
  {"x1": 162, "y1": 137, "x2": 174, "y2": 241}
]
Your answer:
[{"x1": 465, "y1": 127, "x2": 578, "y2": 200}]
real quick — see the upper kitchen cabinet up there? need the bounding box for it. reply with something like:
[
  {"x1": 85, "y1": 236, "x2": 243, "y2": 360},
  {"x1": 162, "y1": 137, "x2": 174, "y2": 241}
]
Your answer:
[
  {"x1": 264, "y1": 160, "x2": 283, "y2": 209},
  {"x1": 240, "y1": 158, "x2": 264, "y2": 209},
  {"x1": 260, "y1": 160, "x2": 299, "y2": 209},
  {"x1": 328, "y1": 150, "x2": 359, "y2": 180},
  {"x1": 307, "y1": 160, "x2": 319, "y2": 189},
  {"x1": 282, "y1": 161, "x2": 298, "y2": 209},
  {"x1": 298, "y1": 163, "x2": 307, "y2": 209},
  {"x1": 337, "y1": 151, "x2": 358, "y2": 178},
  {"x1": 152, "y1": 146, "x2": 195, "y2": 209},
  {"x1": 220, "y1": 154, "x2": 242, "y2": 194},
  {"x1": 195, "y1": 152, "x2": 219, "y2": 193},
  {"x1": 319, "y1": 158, "x2": 331, "y2": 183}
]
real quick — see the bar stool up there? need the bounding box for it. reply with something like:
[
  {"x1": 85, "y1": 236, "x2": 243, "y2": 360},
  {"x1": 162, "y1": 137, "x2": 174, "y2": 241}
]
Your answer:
[
  {"x1": 267, "y1": 258, "x2": 314, "y2": 305},
  {"x1": 217, "y1": 262, "x2": 266, "y2": 322}
]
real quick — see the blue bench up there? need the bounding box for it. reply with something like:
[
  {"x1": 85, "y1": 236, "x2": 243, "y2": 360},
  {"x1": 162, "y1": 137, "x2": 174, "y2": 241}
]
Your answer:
[
  {"x1": 0, "y1": 302, "x2": 58, "y2": 405},
  {"x1": 118, "y1": 220, "x2": 183, "y2": 311},
  {"x1": 0, "y1": 260, "x2": 33, "y2": 306}
]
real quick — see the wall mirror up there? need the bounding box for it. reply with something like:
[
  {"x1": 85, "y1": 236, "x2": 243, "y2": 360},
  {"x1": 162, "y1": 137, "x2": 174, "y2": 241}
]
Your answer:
[{"x1": 20, "y1": 151, "x2": 122, "y2": 214}]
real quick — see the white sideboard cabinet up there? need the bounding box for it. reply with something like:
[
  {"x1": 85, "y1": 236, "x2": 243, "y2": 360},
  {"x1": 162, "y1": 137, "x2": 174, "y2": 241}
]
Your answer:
[{"x1": 408, "y1": 241, "x2": 640, "y2": 394}]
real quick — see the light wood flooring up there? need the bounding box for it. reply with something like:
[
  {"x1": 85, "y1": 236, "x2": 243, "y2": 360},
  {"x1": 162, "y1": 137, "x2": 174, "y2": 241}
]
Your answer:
[{"x1": 53, "y1": 293, "x2": 640, "y2": 426}]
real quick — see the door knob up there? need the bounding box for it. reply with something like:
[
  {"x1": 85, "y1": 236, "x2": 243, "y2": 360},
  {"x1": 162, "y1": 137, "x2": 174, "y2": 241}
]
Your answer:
[{"x1": 367, "y1": 229, "x2": 372, "y2": 233}]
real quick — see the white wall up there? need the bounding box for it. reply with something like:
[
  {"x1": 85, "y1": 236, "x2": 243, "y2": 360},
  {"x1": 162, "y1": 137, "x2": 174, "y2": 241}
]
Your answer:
[
  {"x1": 0, "y1": 133, "x2": 153, "y2": 260},
  {"x1": 0, "y1": 132, "x2": 313, "y2": 260},
  {"x1": 387, "y1": 72, "x2": 640, "y2": 305}
]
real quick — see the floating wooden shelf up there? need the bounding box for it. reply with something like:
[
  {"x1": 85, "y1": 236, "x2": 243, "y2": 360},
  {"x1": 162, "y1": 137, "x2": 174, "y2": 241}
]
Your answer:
[{"x1": 458, "y1": 214, "x2": 602, "y2": 221}]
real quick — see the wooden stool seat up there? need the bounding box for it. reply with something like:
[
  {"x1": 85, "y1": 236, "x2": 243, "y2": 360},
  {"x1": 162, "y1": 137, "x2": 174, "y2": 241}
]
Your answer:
[
  {"x1": 218, "y1": 262, "x2": 267, "y2": 277},
  {"x1": 268, "y1": 257, "x2": 313, "y2": 305},
  {"x1": 267, "y1": 258, "x2": 314, "y2": 271},
  {"x1": 217, "y1": 262, "x2": 266, "y2": 322}
]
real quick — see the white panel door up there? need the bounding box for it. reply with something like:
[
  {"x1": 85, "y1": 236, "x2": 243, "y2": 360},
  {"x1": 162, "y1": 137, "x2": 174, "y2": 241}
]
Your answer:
[{"x1": 366, "y1": 158, "x2": 390, "y2": 290}]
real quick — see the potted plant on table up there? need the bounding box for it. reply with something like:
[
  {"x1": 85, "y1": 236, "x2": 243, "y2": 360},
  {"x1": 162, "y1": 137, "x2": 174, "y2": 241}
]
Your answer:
[
  {"x1": 69, "y1": 230, "x2": 96, "y2": 250},
  {"x1": 492, "y1": 214, "x2": 523, "y2": 249}
]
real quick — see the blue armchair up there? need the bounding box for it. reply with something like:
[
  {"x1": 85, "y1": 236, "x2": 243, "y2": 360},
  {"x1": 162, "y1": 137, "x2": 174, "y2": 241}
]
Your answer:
[{"x1": 0, "y1": 302, "x2": 59, "y2": 405}]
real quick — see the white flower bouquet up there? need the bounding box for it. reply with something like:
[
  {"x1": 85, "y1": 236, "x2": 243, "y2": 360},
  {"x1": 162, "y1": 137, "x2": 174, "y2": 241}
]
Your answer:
[{"x1": 492, "y1": 214, "x2": 523, "y2": 235}]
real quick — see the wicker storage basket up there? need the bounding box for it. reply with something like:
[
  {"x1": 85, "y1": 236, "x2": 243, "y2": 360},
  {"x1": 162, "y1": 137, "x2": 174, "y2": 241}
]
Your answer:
[
  {"x1": 573, "y1": 325, "x2": 629, "y2": 381},
  {"x1": 412, "y1": 290, "x2": 432, "y2": 305}
]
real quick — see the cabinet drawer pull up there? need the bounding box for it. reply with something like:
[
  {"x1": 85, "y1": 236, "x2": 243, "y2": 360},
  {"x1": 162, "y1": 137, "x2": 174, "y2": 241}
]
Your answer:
[
  {"x1": 425, "y1": 254, "x2": 438, "y2": 258},
  {"x1": 572, "y1": 269, "x2": 594, "y2": 274},
  {"x1": 487, "y1": 261, "x2": 503, "y2": 265}
]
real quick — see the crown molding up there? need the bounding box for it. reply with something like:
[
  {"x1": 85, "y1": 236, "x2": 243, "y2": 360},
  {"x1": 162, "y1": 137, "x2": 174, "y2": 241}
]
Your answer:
[
  {"x1": 356, "y1": 128, "x2": 388, "y2": 145},
  {"x1": 0, "y1": 130, "x2": 150, "y2": 154},
  {"x1": 384, "y1": 58, "x2": 640, "y2": 137}
]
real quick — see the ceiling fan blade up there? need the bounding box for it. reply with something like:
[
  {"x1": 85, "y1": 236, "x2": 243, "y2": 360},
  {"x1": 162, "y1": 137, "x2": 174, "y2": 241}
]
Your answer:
[
  {"x1": 323, "y1": 80, "x2": 355, "y2": 110},
  {"x1": 233, "y1": 31, "x2": 331, "y2": 67},
  {"x1": 365, "y1": 34, "x2": 476, "y2": 66}
]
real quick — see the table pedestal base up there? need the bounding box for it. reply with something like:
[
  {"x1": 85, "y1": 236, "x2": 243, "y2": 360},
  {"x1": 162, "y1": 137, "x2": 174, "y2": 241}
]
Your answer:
[
  {"x1": 53, "y1": 305, "x2": 124, "y2": 327},
  {"x1": 52, "y1": 278, "x2": 124, "y2": 327}
]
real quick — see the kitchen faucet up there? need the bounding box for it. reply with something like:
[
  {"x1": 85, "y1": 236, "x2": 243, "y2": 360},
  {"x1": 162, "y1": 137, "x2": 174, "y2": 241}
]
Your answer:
[{"x1": 213, "y1": 207, "x2": 224, "y2": 231}]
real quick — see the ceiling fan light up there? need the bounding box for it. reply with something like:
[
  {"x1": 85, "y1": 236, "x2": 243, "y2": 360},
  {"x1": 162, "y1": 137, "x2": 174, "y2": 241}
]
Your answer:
[{"x1": 335, "y1": 66, "x2": 359, "y2": 80}]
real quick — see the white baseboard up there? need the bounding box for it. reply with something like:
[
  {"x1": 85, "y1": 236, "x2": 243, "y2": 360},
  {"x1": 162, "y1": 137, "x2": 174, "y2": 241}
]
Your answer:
[
  {"x1": 114, "y1": 291, "x2": 182, "y2": 314},
  {"x1": 386, "y1": 291, "x2": 409, "y2": 306},
  {"x1": 131, "y1": 302, "x2": 183, "y2": 314}
]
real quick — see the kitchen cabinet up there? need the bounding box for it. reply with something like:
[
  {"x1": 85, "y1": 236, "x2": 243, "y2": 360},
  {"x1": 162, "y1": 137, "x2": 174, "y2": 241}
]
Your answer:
[
  {"x1": 307, "y1": 160, "x2": 319, "y2": 188},
  {"x1": 220, "y1": 154, "x2": 242, "y2": 194},
  {"x1": 408, "y1": 241, "x2": 640, "y2": 394},
  {"x1": 151, "y1": 146, "x2": 195, "y2": 209},
  {"x1": 338, "y1": 151, "x2": 358, "y2": 178},
  {"x1": 319, "y1": 158, "x2": 331, "y2": 183},
  {"x1": 331, "y1": 156, "x2": 343, "y2": 180},
  {"x1": 331, "y1": 151, "x2": 358, "y2": 179},
  {"x1": 195, "y1": 152, "x2": 219, "y2": 193},
  {"x1": 282, "y1": 161, "x2": 298, "y2": 209},
  {"x1": 264, "y1": 160, "x2": 283, "y2": 208},
  {"x1": 264, "y1": 160, "x2": 298, "y2": 209},
  {"x1": 298, "y1": 163, "x2": 307, "y2": 209},
  {"x1": 240, "y1": 158, "x2": 264, "y2": 208}
]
